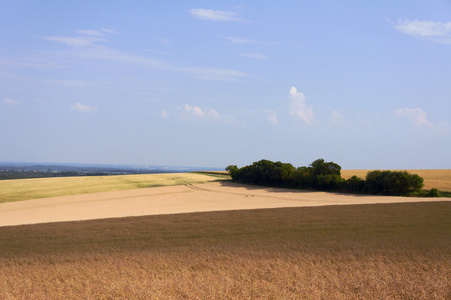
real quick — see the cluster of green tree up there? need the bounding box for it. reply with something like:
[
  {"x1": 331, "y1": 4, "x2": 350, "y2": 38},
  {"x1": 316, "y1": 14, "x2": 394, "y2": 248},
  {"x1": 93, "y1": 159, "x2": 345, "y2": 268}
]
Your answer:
[{"x1": 226, "y1": 159, "x2": 428, "y2": 196}]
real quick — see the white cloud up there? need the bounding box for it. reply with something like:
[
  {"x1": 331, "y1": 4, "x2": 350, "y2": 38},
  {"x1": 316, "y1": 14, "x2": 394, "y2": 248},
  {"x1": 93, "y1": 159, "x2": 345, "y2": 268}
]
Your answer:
[
  {"x1": 394, "y1": 19, "x2": 451, "y2": 44},
  {"x1": 240, "y1": 53, "x2": 269, "y2": 60},
  {"x1": 189, "y1": 9, "x2": 248, "y2": 22},
  {"x1": 224, "y1": 37, "x2": 256, "y2": 44},
  {"x1": 71, "y1": 102, "x2": 97, "y2": 113},
  {"x1": 181, "y1": 104, "x2": 221, "y2": 121},
  {"x1": 395, "y1": 107, "x2": 432, "y2": 127},
  {"x1": 289, "y1": 87, "x2": 314, "y2": 123},
  {"x1": 3, "y1": 98, "x2": 19, "y2": 106}
]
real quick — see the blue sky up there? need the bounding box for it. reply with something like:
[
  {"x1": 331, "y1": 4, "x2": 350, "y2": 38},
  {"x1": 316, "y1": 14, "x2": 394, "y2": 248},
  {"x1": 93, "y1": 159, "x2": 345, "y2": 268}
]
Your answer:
[{"x1": 1, "y1": 1, "x2": 450, "y2": 169}]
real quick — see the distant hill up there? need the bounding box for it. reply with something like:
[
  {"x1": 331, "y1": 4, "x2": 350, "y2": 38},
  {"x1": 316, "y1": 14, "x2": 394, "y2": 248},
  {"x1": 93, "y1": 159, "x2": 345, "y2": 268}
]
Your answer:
[{"x1": 0, "y1": 162, "x2": 224, "y2": 180}]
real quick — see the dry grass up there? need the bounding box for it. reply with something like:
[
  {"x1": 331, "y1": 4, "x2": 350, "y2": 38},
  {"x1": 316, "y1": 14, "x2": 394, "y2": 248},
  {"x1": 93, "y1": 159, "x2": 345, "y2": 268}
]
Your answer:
[
  {"x1": 342, "y1": 169, "x2": 451, "y2": 192},
  {"x1": 0, "y1": 173, "x2": 228, "y2": 203},
  {"x1": 0, "y1": 202, "x2": 449, "y2": 299}
]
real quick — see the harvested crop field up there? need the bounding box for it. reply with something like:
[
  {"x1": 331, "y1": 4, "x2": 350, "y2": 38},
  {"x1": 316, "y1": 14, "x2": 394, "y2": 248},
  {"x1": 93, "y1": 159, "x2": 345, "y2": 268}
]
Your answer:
[
  {"x1": 0, "y1": 181, "x2": 446, "y2": 227},
  {"x1": 0, "y1": 202, "x2": 449, "y2": 299}
]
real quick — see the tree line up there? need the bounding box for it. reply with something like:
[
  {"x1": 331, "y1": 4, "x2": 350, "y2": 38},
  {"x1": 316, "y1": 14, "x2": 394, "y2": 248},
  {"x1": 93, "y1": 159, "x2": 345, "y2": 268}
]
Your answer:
[{"x1": 226, "y1": 159, "x2": 428, "y2": 196}]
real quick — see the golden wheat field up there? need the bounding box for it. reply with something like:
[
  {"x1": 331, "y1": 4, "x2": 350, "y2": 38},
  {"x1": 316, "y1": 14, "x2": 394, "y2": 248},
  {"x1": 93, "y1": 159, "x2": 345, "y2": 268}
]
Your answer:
[
  {"x1": 342, "y1": 169, "x2": 451, "y2": 191},
  {"x1": 0, "y1": 202, "x2": 449, "y2": 299}
]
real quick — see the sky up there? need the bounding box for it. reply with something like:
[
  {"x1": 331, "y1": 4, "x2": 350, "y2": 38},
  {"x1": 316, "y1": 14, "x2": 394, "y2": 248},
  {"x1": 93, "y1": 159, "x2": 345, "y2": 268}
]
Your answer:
[{"x1": 1, "y1": 1, "x2": 450, "y2": 169}]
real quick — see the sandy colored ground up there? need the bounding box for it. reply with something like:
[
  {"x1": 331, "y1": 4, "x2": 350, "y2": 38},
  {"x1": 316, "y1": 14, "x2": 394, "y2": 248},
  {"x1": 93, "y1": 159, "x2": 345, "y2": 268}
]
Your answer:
[{"x1": 1, "y1": 181, "x2": 447, "y2": 227}]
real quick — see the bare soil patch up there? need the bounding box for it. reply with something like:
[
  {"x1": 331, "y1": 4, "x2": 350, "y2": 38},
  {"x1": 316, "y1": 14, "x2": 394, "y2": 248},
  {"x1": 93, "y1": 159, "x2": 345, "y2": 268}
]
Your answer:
[{"x1": 1, "y1": 181, "x2": 448, "y2": 227}]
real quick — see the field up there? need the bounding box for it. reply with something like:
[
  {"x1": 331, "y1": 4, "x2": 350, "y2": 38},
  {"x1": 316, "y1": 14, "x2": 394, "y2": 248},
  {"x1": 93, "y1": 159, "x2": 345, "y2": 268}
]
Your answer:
[
  {"x1": 0, "y1": 172, "x2": 229, "y2": 203},
  {"x1": 342, "y1": 169, "x2": 451, "y2": 192},
  {"x1": 0, "y1": 171, "x2": 450, "y2": 298},
  {"x1": 0, "y1": 202, "x2": 449, "y2": 299},
  {"x1": 0, "y1": 181, "x2": 443, "y2": 227}
]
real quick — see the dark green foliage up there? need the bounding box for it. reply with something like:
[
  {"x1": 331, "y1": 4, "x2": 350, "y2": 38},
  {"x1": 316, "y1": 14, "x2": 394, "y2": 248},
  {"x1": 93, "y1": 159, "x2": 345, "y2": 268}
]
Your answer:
[
  {"x1": 427, "y1": 188, "x2": 441, "y2": 197},
  {"x1": 227, "y1": 159, "x2": 428, "y2": 196},
  {"x1": 365, "y1": 170, "x2": 424, "y2": 195},
  {"x1": 307, "y1": 159, "x2": 342, "y2": 190},
  {"x1": 344, "y1": 176, "x2": 367, "y2": 193},
  {"x1": 229, "y1": 158, "x2": 341, "y2": 191},
  {"x1": 228, "y1": 160, "x2": 296, "y2": 187},
  {"x1": 225, "y1": 165, "x2": 238, "y2": 178}
]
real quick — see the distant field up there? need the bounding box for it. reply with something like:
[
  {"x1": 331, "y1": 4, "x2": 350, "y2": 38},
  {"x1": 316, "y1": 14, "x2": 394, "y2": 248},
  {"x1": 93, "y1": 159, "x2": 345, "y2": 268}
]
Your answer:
[
  {"x1": 0, "y1": 173, "x2": 229, "y2": 203},
  {"x1": 0, "y1": 202, "x2": 449, "y2": 299},
  {"x1": 342, "y1": 169, "x2": 451, "y2": 192}
]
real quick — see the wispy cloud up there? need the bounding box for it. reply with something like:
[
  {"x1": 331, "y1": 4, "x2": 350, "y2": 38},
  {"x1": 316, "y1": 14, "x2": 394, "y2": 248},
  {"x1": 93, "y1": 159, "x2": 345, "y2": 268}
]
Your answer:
[
  {"x1": 224, "y1": 36, "x2": 256, "y2": 44},
  {"x1": 160, "y1": 110, "x2": 168, "y2": 119},
  {"x1": 394, "y1": 19, "x2": 451, "y2": 44},
  {"x1": 42, "y1": 36, "x2": 106, "y2": 47},
  {"x1": 240, "y1": 53, "x2": 269, "y2": 60},
  {"x1": 41, "y1": 29, "x2": 115, "y2": 47},
  {"x1": 180, "y1": 104, "x2": 221, "y2": 121},
  {"x1": 42, "y1": 30, "x2": 249, "y2": 82},
  {"x1": 266, "y1": 109, "x2": 279, "y2": 125},
  {"x1": 189, "y1": 9, "x2": 249, "y2": 22},
  {"x1": 330, "y1": 110, "x2": 345, "y2": 125},
  {"x1": 0, "y1": 60, "x2": 62, "y2": 69},
  {"x1": 394, "y1": 107, "x2": 432, "y2": 127},
  {"x1": 289, "y1": 87, "x2": 314, "y2": 123},
  {"x1": 76, "y1": 29, "x2": 115, "y2": 36},
  {"x1": 184, "y1": 66, "x2": 249, "y2": 81},
  {"x1": 71, "y1": 102, "x2": 97, "y2": 113},
  {"x1": 3, "y1": 98, "x2": 19, "y2": 106},
  {"x1": 46, "y1": 79, "x2": 91, "y2": 88}
]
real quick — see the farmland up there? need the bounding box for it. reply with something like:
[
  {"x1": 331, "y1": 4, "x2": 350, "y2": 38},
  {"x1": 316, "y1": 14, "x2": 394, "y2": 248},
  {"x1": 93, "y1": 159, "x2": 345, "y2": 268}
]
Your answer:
[
  {"x1": 0, "y1": 202, "x2": 449, "y2": 299},
  {"x1": 0, "y1": 172, "x2": 229, "y2": 203},
  {"x1": 0, "y1": 170, "x2": 450, "y2": 298}
]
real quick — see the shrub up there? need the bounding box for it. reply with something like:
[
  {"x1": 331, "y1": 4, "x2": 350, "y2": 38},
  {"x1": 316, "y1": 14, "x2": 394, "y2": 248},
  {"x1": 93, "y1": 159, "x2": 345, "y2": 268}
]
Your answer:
[
  {"x1": 427, "y1": 188, "x2": 441, "y2": 197},
  {"x1": 344, "y1": 176, "x2": 367, "y2": 193},
  {"x1": 365, "y1": 170, "x2": 424, "y2": 196}
]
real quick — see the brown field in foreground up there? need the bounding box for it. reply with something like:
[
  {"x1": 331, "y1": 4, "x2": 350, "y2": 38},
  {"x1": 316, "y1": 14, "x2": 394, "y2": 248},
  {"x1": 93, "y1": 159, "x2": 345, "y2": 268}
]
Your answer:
[
  {"x1": 342, "y1": 169, "x2": 451, "y2": 191},
  {"x1": 1, "y1": 202, "x2": 450, "y2": 299}
]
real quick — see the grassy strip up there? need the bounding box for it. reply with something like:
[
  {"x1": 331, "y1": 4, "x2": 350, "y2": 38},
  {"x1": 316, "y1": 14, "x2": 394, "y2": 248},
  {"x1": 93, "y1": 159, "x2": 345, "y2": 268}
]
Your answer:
[
  {"x1": 0, "y1": 202, "x2": 449, "y2": 299},
  {"x1": 0, "y1": 173, "x2": 227, "y2": 203}
]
